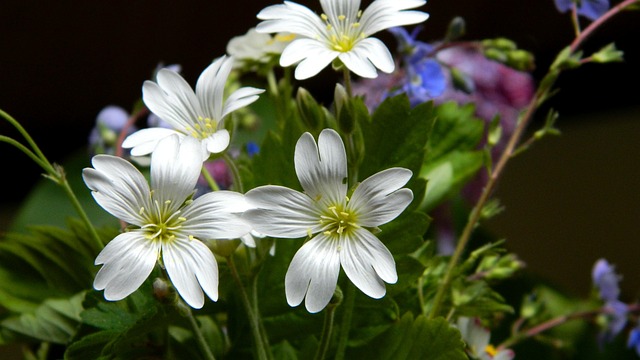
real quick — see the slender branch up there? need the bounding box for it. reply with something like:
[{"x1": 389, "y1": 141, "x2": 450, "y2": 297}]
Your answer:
[
  {"x1": 427, "y1": 0, "x2": 640, "y2": 319},
  {"x1": 0, "y1": 109, "x2": 51, "y2": 168},
  {"x1": 314, "y1": 303, "x2": 338, "y2": 360},
  {"x1": 223, "y1": 153, "x2": 244, "y2": 193},
  {"x1": 334, "y1": 282, "x2": 356, "y2": 360},
  {"x1": 0, "y1": 110, "x2": 103, "y2": 251},
  {"x1": 0, "y1": 135, "x2": 50, "y2": 171},
  {"x1": 201, "y1": 166, "x2": 220, "y2": 192},
  {"x1": 185, "y1": 306, "x2": 217, "y2": 360},
  {"x1": 498, "y1": 303, "x2": 640, "y2": 350},
  {"x1": 115, "y1": 106, "x2": 149, "y2": 158},
  {"x1": 569, "y1": 0, "x2": 640, "y2": 52},
  {"x1": 227, "y1": 255, "x2": 270, "y2": 360}
]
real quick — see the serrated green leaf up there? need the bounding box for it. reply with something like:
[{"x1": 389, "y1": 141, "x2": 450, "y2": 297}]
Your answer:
[
  {"x1": 359, "y1": 94, "x2": 435, "y2": 180},
  {"x1": 420, "y1": 151, "x2": 484, "y2": 212},
  {"x1": 348, "y1": 313, "x2": 466, "y2": 360},
  {"x1": 426, "y1": 101, "x2": 484, "y2": 162},
  {"x1": 378, "y1": 211, "x2": 431, "y2": 255},
  {"x1": 1, "y1": 292, "x2": 84, "y2": 344}
]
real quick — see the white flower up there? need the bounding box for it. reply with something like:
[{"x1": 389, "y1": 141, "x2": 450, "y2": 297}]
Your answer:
[
  {"x1": 226, "y1": 27, "x2": 295, "y2": 66},
  {"x1": 456, "y1": 317, "x2": 515, "y2": 360},
  {"x1": 244, "y1": 128, "x2": 413, "y2": 313},
  {"x1": 122, "y1": 55, "x2": 264, "y2": 161},
  {"x1": 256, "y1": 0, "x2": 429, "y2": 80},
  {"x1": 83, "y1": 135, "x2": 252, "y2": 309}
]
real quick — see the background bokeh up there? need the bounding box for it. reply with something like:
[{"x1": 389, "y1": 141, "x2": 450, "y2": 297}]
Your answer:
[{"x1": 1, "y1": 0, "x2": 639, "y2": 338}]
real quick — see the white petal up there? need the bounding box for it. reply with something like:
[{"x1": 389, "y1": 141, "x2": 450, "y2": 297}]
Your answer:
[
  {"x1": 142, "y1": 81, "x2": 192, "y2": 131},
  {"x1": 244, "y1": 185, "x2": 321, "y2": 238},
  {"x1": 204, "y1": 129, "x2": 230, "y2": 154},
  {"x1": 150, "y1": 136, "x2": 202, "y2": 209},
  {"x1": 349, "y1": 167, "x2": 413, "y2": 227},
  {"x1": 196, "y1": 56, "x2": 232, "y2": 121},
  {"x1": 360, "y1": 0, "x2": 429, "y2": 36},
  {"x1": 354, "y1": 37, "x2": 395, "y2": 74},
  {"x1": 256, "y1": 1, "x2": 326, "y2": 39},
  {"x1": 295, "y1": 129, "x2": 347, "y2": 206},
  {"x1": 285, "y1": 234, "x2": 341, "y2": 313},
  {"x1": 338, "y1": 50, "x2": 378, "y2": 79},
  {"x1": 340, "y1": 228, "x2": 397, "y2": 299},
  {"x1": 222, "y1": 87, "x2": 265, "y2": 119},
  {"x1": 182, "y1": 191, "x2": 253, "y2": 240},
  {"x1": 94, "y1": 231, "x2": 159, "y2": 301},
  {"x1": 83, "y1": 155, "x2": 150, "y2": 225},
  {"x1": 278, "y1": 38, "x2": 339, "y2": 80},
  {"x1": 163, "y1": 238, "x2": 219, "y2": 308},
  {"x1": 156, "y1": 69, "x2": 204, "y2": 122},
  {"x1": 121, "y1": 127, "x2": 180, "y2": 157}
]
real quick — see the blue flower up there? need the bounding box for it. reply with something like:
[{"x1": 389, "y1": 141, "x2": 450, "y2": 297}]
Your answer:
[
  {"x1": 388, "y1": 26, "x2": 446, "y2": 104},
  {"x1": 592, "y1": 258, "x2": 629, "y2": 346},
  {"x1": 628, "y1": 325, "x2": 640, "y2": 356},
  {"x1": 553, "y1": 0, "x2": 610, "y2": 21},
  {"x1": 593, "y1": 258, "x2": 622, "y2": 302},
  {"x1": 246, "y1": 141, "x2": 260, "y2": 157}
]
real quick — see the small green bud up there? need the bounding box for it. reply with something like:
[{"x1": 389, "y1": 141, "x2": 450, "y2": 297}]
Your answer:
[
  {"x1": 591, "y1": 43, "x2": 624, "y2": 63},
  {"x1": 506, "y1": 49, "x2": 536, "y2": 71},
  {"x1": 445, "y1": 16, "x2": 466, "y2": 42},
  {"x1": 449, "y1": 67, "x2": 474, "y2": 94},
  {"x1": 296, "y1": 87, "x2": 323, "y2": 131},
  {"x1": 211, "y1": 239, "x2": 241, "y2": 257},
  {"x1": 484, "y1": 47, "x2": 507, "y2": 63}
]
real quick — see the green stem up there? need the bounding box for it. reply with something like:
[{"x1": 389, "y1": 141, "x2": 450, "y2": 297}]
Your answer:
[
  {"x1": 223, "y1": 153, "x2": 244, "y2": 193},
  {"x1": 57, "y1": 167, "x2": 105, "y2": 252},
  {"x1": 0, "y1": 135, "x2": 50, "y2": 171},
  {"x1": 185, "y1": 306, "x2": 217, "y2": 360},
  {"x1": 0, "y1": 109, "x2": 51, "y2": 167},
  {"x1": 227, "y1": 255, "x2": 270, "y2": 360},
  {"x1": 314, "y1": 303, "x2": 338, "y2": 360},
  {"x1": 0, "y1": 110, "x2": 103, "y2": 251},
  {"x1": 334, "y1": 282, "x2": 356, "y2": 360},
  {"x1": 201, "y1": 166, "x2": 220, "y2": 192}
]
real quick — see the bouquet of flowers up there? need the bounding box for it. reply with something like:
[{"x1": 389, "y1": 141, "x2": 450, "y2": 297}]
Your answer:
[{"x1": 1, "y1": 0, "x2": 638, "y2": 359}]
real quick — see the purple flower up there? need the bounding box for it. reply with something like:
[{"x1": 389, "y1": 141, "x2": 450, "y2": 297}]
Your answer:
[
  {"x1": 88, "y1": 105, "x2": 136, "y2": 156},
  {"x1": 592, "y1": 259, "x2": 629, "y2": 346},
  {"x1": 593, "y1": 258, "x2": 621, "y2": 302},
  {"x1": 554, "y1": 0, "x2": 610, "y2": 21}
]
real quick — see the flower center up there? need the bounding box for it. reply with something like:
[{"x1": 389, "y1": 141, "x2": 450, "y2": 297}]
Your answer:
[
  {"x1": 140, "y1": 199, "x2": 187, "y2": 244},
  {"x1": 321, "y1": 12, "x2": 365, "y2": 52},
  {"x1": 186, "y1": 116, "x2": 218, "y2": 140},
  {"x1": 484, "y1": 344, "x2": 497, "y2": 357},
  {"x1": 320, "y1": 204, "x2": 359, "y2": 238}
]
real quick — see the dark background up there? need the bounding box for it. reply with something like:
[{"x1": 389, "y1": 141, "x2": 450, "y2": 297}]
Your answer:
[{"x1": 1, "y1": 0, "x2": 639, "y2": 305}]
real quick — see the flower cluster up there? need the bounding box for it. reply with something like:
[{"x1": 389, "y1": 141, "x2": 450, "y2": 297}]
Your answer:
[{"x1": 1, "y1": 0, "x2": 638, "y2": 359}]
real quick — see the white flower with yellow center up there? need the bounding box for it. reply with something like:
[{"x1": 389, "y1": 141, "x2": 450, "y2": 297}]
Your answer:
[
  {"x1": 256, "y1": 0, "x2": 429, "y2": 80},
  {"x1": 244, "y1": 129, "x2": 413, "y2": 313},
  {"x1": 226, "y1": 27, "x2": 295, "y2": 66},
  {"x1": 122, "y1": 55, "x2": 264, "y2": 160},
  {"x1": 83, "y1": 135, "x2": 252, "y2": 309}
]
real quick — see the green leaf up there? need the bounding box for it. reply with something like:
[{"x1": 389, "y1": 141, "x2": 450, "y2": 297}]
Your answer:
[
  {"x1": 419, "y1": 151, "x2": 484, "y2": 212},
  {"x1": 10, "y1": 150, "x2": 119, "y2": 232},
  {"x1": 359, "y1": 94, "x2": 435, "y2": 180},
  {"x1": 65, "y1": 286, "x2": 173, "y2": 360},
  {"x1": 426, "y1": 101, "x2": 484, "y2": 162},
  {"x1": 0, "y1": 219, "x2": 113, "y2": 313},
  {"x1": 1, "y1": 292, "x2": 85, "y2": 344},
  {"x1": 348, "y1": 313, "x2": 466, "y2": 360},
  {"x1": 378, "y1": 211, "x2": 431, "y2": 255}
]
